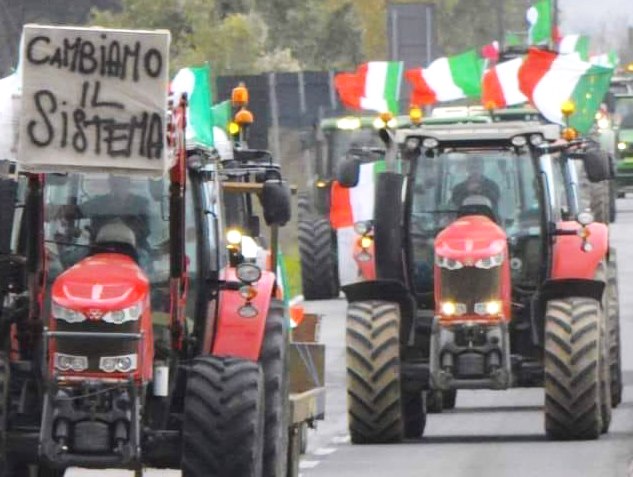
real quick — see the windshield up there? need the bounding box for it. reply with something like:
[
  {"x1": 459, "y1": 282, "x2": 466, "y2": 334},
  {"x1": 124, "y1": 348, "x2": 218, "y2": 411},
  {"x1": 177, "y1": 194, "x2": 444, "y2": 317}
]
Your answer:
[
  {"x1": 409, "y1": 148, "x2": 542, "y2": 294},
  {"x1": 614, "y1": 97, "x2": 633, "y2": 128},
  {"x1": 44, "y1": 173, "x2": 170, "y2": 288},
  {"x1": 324, "y1": 127, "x2": 382, "y2": 176}
]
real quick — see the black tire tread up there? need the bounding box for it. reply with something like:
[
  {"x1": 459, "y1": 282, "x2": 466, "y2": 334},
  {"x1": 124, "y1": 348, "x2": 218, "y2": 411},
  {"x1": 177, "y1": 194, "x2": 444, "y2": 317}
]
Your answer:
[
  {"x1": 260, "y1": 300, "x2": 289, "y2": 477},
  {"x1": 346, "y1": 301, "x2": 405, "y2": 443},
  {"x1": 299, "y1": 217, "x2": 338, "y2": 300},
  {"x1": 544, "y1": 297, "x2": 603, "y2": 440},
  {"x1": 607, "y1": 250, "x2": 622, "y2": 406},
  {"x1": 182, "y1": 356, "x2": 264, "y2": 477}
]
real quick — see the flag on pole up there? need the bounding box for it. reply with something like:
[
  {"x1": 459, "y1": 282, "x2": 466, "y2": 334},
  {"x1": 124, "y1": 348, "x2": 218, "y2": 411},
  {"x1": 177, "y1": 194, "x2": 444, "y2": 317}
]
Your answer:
[
  {"x1": 518, "y1": 48, "x2": 614, "y2": 133},
  {"x1": 526, "y1": 0, "x2": 553, "y2": 45},
  {"x1": 482, "y1": 57, "x2": 528, "y2": 108},
  {"x1": 590, "y1": 51, "x2": 620, "y2": 68},
  {"x1": 405, "y1": 50, "x2": 483, "y2": 105},
  {"x1": 334, "y1": 62, "x2": 404, "y2": 114},
  {"x1": 330, "y1": 161, "x2": 386, "y2": 229},
  {"x1": 211, "y1": 100, "x2": 232, "y2": 131},
  {"x1": 171, "y1": 65, "x2": 214, "y2": 148},
  {"x1": 559, "y1": 34, "x2": 590, "y2": 61}
]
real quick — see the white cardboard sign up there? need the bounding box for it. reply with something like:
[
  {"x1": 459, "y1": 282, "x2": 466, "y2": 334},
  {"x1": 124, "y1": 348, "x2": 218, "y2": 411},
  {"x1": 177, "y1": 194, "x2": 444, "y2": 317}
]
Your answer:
[{"x1": 18, "y1": 25, "x2": 171, "y2": 175}]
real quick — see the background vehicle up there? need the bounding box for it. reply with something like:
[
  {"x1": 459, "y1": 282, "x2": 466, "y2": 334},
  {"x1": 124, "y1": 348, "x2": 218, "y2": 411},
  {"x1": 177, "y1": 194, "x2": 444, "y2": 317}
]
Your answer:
[
  {"x1": 298, "y1": 114, "x2": 410, "y2": 299},
  {"x1": 339, "y1": 120, "x2": 620, "y2": 443}
]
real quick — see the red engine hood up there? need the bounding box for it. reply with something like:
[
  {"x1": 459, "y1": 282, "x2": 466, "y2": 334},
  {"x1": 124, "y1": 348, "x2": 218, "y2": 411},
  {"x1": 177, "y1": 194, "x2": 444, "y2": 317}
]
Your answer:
[
  {"x1": 51, "y1": 253, "x2": 149, "y2": 311},
  {"x1": 435, "y1": 215, "x2": 507, "y2": 261}
]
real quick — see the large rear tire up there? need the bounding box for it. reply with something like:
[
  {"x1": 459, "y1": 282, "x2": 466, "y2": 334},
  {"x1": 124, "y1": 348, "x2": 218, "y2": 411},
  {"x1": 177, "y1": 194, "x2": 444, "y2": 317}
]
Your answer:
[
  {"x1": 260, "y1": 300, "x2": 289, "y2": 477},
  {"x1": 426, "y1": 391, "x2": 443, "y2": 414},
  {"x1": 607, "y1": 250, "x2": 622, "y2": 407},
  {"x1": 346, "y1": 301, "x2": 421, "y2": 443},
  {"x1": 182, "y1": 356, "x2": 265, "y2": 477},
  {"x1": 544, "y1": 298, "x2": 603, "y2": 440},
  {"x1": 299, "y1": 217, "x2": 339, "y2": 300},
  {"x1": 589, "y1": 182, "x2": 611, "y2": 223}
]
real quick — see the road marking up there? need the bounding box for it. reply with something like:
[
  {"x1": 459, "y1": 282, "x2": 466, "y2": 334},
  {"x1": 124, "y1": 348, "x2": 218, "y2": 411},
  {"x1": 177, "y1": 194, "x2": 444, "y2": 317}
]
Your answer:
[
  {"x1": 313, "y1": 447, "x2": 337, "y2": 456},
  {"x1": 299, "y1": 460, "x2": 321, "y2": 470},
  {"x1": 331, "y1": 435, "x2": 350, "y2": 444}
]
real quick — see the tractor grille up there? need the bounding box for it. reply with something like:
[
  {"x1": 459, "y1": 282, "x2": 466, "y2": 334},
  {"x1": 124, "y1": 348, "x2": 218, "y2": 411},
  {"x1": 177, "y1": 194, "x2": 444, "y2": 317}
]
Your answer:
[{"x1": 439, "y1": 266, "x2": 500, "y2": 313}]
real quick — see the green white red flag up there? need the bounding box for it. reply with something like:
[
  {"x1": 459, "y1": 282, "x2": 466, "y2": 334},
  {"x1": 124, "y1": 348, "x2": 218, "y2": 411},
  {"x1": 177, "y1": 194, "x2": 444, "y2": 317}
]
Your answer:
[
  {"x1": 330, "y1": 161, "x2": 385, "y2": 229},
  {"x1": 527, "y1": 0, "x2": 553, "y2": 45},
  {"x1": 405, "y1": 50, "x2": 483, "y2": 105},
  {"x1": 334, "y1": 62, "x2": 403, "y2": 114},
  {"x1": 558, "y1": 34, "x2": 590, "y2": 61},
  {"x1": 482, "y1": 57, "x2": 527, "y2": 108},
  {"x1": 518, "y1": 48, "x2": 614, "y2": 133},
  {"x1": 171, "y1": 65, "x2": 214, "y2": 148}
]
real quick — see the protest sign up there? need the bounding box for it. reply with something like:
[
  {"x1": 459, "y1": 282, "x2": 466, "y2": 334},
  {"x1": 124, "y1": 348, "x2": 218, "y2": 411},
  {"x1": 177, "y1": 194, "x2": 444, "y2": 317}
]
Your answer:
[{"x1": 18, "y1": 25, "x2": 171, "y2": 175}]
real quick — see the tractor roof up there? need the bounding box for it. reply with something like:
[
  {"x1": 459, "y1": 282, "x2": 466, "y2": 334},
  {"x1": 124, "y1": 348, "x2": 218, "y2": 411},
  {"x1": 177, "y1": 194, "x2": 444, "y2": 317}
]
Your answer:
[{"x1": 395, "y1": 121, "x2": 560, "y2": 146}]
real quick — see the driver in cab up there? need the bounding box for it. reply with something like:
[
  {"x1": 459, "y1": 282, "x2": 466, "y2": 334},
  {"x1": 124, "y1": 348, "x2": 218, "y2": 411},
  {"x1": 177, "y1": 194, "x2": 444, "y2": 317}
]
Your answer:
[{"x1": 451, "y1": 156, "x2": 500, "y2": 214}]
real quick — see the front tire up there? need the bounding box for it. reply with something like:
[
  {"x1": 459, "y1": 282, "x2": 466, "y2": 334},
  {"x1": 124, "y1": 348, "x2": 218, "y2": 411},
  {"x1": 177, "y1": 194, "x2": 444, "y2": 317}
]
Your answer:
[
  {"x1": 260, "y1": 300, "x2": 289, "y2": 477},
  {"x1": 182, "y1": 356, "x2": 265, "y2": 477},
  {"x1": 544, "y1": 298, "x2": 603, "y2": 440},
  {"x1": 607, "y1": 250, "x2": 622, "y2": 407},
  {"x1": 298, "y1": 217, "x2": 339, "y2": 300},
  {"x1": 346, "y1": 301, "x2": 420, "y2": 443}
]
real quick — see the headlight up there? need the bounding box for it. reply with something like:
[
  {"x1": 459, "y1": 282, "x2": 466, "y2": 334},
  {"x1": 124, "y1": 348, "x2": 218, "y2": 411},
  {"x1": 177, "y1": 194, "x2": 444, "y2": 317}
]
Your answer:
[
  {"x1": 440, "y1": 301, "x2": 467, "y2": 316},
  {"x1": 618, "y1": 142, "x2": 627, "y2": 151},
  {"x1": 474, "y1": 252, "x2": 504, "y2": 269},
  {"x1": 474, "y1": 301, "x2": 502, "y2": 316},
  {"x1": 435, "y1": 255, "x2": 464, "y2": 270},
  {"x1": 238, "y1": 304, "x2": 258, "y2": 318},
  {"x1": 511, "y1": 135, "x2": 527, "y2": 147},
  {"x1": 359, "y1": 236, "x2": 373, "y2": 249},
  {"x1": 102, "y1": 302, "x2": 143, "y2": 324},
  {"x1": 54, "y1": 353, "x2": 88, "y2": 372},
  {"x1": 99, "y1": 354, "x2": 138, "y2": 373},
  {"x1": 422, "y1": 138, "x2": 439, "y2": 149},
  {"x1": 52, "y1": 302, "x2": 86, "y2": 323},
  {"x1": 226, "y1": 229, "x2": 242, "y2": 245},
  {"x1": 236, "y1": 263, "x2": 261, "y2": 284},
  {"x1": 354, "y1": 221, "x2": 373, "y2": 235}
]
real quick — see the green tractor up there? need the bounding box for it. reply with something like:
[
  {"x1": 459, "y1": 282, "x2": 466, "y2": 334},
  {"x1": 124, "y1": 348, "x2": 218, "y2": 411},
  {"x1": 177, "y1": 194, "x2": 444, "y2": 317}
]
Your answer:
[{"x1": 298, "y1": 114, "x2": 410, "y2": 300}]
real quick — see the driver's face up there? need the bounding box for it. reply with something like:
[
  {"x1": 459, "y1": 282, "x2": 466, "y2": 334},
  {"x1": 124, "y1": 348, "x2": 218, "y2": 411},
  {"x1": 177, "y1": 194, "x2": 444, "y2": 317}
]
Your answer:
[{"x1": 467, "y1": 161, "x2": 484, "y2": 179}]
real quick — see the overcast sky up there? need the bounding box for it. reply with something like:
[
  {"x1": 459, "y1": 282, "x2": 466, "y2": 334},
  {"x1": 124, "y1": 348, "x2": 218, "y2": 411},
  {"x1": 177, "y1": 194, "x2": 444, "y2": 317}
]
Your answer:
[{"x1": 559, "y1": 0, "x2": 633, "y2": 52}]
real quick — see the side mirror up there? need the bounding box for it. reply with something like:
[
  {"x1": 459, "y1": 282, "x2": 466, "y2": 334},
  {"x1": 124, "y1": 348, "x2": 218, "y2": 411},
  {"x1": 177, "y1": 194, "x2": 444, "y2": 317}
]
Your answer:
[
  {"x1": 336, "y1": 157, "x2": 361, "y2": 188},
  {"x1": 583, "y1": 149, "x2": 612, "y2": 183},
  {"x1": 262, "y1": 180, "x2": 291, "y2": 226}
]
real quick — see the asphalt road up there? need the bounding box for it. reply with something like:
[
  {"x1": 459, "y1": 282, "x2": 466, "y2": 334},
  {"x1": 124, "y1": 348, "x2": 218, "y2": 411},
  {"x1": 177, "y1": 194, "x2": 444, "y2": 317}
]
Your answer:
[
  {"x1": 66, "y1": 198, "x2": 633, "y2": 476},
  {"x1": 298, "y1": 197, "x2": 633, "y2": 477}
]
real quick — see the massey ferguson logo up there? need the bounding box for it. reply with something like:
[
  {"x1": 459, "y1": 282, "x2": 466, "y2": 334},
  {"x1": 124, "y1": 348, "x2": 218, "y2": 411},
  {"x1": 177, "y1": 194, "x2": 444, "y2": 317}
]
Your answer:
[{"x1": 87, "y1": 309, "x2": 104, "y2": 321}]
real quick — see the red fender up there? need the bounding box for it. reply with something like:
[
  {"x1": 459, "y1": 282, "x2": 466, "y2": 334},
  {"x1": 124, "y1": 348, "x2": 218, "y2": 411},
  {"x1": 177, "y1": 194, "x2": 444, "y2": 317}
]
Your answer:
[
  {"x1": 551, "y1": 221, "x2": 608, "y2": 280},
  {"x1": 211, "y1": 267, "x2": 275, "y2": 361}
]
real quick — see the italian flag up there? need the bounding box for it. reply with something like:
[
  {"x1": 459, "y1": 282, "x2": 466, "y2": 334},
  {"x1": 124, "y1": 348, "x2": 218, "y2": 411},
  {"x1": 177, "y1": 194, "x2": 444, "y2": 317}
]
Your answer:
[
  {"x1": 559, "y1": 34, "x2": 590, "y2": 61},
  {"x1": 334, "y1": 62, "x2": 404, "y2": 114},
  {"x1": 330, "y1": 161, "x2": 386, "y2": 229},
  {"x1": 527, "y1": 0, "x2": 553, "y2": 45},
  {"x1": 171, "y1": 65, "x2": 214, "y2": 148},
  {"x1": 405, "y1": 50, "x2": 483, "y2": 105},
  {"x1": 591, "y1": 51, "x2": 620, "y2": 68},
  {"x1": 518, "y1": 48, "x2": 615, "y2": 134},
  {"x1": 482, "y1": 58, "x2": 528, "y2": 108}
]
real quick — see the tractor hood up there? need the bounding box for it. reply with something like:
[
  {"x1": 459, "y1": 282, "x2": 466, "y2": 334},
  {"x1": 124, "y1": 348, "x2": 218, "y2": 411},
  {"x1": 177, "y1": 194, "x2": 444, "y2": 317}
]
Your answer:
[
  {"x1": 51, "y1": 253, "x2": 149, "y2": 311},
  {"x1": 435, "y1": 215, "x2": 507, "y2": 262}
]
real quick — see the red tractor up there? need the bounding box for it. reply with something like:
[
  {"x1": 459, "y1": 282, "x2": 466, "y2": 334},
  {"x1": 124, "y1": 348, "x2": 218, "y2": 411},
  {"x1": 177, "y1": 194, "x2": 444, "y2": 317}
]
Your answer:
[
  {"x1": 0, "y1": 90, "x2": 297, "y2": 476},
  {"x1": 339, "y1": 119, "x2": 620, "y2": 442}
]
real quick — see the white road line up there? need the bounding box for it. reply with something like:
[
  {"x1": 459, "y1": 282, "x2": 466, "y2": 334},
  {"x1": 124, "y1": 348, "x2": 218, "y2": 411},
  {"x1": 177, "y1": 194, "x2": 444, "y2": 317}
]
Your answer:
[
  {"x1": 331, "y1": 435, "x2": 350, "y2": 444},
  {"x1": 312, "y1": 447, "x2": 337, "y2": 456},
  {"x1": 299, "y1": 460, "x2": 321, "y2": 470}
]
